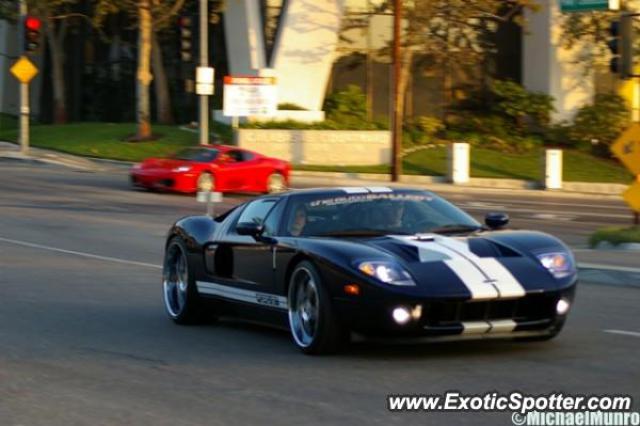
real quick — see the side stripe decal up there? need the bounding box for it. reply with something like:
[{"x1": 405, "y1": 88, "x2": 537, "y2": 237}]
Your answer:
[{"x1": 196, "y1": 281, "x2": 288, "y2": 310}]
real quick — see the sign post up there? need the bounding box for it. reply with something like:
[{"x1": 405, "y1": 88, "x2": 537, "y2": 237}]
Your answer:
[
  {"x1": 10, "y1": 56, "x2": 38, "y2": 156},
  {"x1": 611, "y1": 124, "x2": 640, "y2": 224}
]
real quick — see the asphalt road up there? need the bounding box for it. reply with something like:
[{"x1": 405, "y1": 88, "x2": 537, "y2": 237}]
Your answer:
[{"x1": 1, "y1": 161, "x2": 639, "y2": 425}]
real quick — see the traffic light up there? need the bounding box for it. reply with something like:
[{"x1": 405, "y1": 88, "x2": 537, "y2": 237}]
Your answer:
[
  {"x1": 23, "y1": 16, "x2": 42, "y2": 55},
  {"x1": 608, "y1": 16, "x2": 633, "y2": 79},
  {"x1": 178, "y1": 16, "x2": 193, "y2": 62}
]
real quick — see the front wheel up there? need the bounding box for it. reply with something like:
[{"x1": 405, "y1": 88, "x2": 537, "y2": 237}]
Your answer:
[
  {"x1": 266, "y1": 173, "x2": 287, "y2": 194},
  {"x1": 287, "y1": 261, "x2": 347, "y2": 354},
  {"x1": 196, "y1": 172, "x2": 214, "y2": 192},
  {"x1": 162, "y1": 237, "x2": 214, "y2": 324}
]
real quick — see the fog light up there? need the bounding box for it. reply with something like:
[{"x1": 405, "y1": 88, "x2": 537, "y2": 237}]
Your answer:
[
  {"x1": 392, "y1": 307, "x2": 411, "y2": 325},
  {"x1": 556, "y1": 298, "x2": 570, "y2": 315},
  {"x1": 411, "y1": 305, "x2": 423, "y2": 320}
]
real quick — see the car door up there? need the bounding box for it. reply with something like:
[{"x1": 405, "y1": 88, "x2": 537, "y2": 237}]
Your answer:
[
  {"x1": 217, "y1": 150, "x2": 258, "y2": 191},
  {"x1": 208, "y1": 198, "x2": 283, "y2": 298}
]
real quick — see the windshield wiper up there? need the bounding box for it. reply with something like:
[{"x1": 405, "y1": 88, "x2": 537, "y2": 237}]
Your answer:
[{"x1": 424, "y1": 224, "x2": 482, "y2": 235}]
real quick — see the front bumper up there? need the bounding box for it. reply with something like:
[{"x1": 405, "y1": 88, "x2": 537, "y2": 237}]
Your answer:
[
  {"x1": 333, "y1": 285, "x2": 576, "y2": 340},
  {"x1": 130, "y1": 170, "x2": 197, "y2": 192}
]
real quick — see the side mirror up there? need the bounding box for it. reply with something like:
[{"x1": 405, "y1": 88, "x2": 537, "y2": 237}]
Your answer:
[
  {"x1": 236, "y1": 222, "x2": 263, "y2": 238},
  {"x1": 485, "y1": 212, "x2": 509, "y2": 229}
]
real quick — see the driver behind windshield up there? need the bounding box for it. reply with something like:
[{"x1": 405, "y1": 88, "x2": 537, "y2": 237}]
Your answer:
[{"x1": 289, "y1": 204, "x2": 308, "y2": 236}]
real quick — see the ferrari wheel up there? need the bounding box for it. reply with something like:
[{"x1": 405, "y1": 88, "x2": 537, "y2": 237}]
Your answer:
[
  {"x1": 162, "y1": 236, "x2": 214, "y2": 324},
  {"x1": 288, "y1": 261, "x2": 346, "y2": 354},
  {"x1": 197, "y1": 172, "x2": 214, "y2": 192},
  {"x1": 266, "y1": 173, "x2": 286, "y2": 193}
]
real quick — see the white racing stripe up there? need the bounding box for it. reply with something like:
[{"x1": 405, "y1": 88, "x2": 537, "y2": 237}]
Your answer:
[
  {"x1": 196, "y1": 281, "x2": 288, "y2": 310},
  {"x1": 393, "y1": 235, "x2": 525, "y2": 300},
  {"x1": 433, "y1": 237, "x2": 526, "y2": 299}
]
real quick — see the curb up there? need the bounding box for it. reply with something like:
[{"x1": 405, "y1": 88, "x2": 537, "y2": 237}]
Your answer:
[
  {"x1": 594, "y1": 242, "x2": 640, "y2": 251},
  {"x1": 291, "y1": 171, "x2": 625, "y2": 199}
]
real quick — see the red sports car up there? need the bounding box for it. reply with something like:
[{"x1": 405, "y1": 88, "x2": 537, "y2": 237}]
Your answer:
[{"x1": 130, "y1": 145, "x2": 291, "y2": 194}]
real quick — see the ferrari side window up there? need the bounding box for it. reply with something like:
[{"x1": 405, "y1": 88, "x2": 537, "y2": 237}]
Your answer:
[{"x1": 237, "y1": 200, "x2": 277, "y2": 227}]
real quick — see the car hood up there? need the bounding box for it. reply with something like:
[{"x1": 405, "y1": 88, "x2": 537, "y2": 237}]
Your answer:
[{"x1": 301, "y1": 232, "x2": 574, "y2": 299}]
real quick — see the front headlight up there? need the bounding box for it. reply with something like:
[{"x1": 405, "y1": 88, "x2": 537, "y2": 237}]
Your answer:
[
  {"x1": 172, "y1": 166, "x2": 192, "y2": 173},
  {"x1": 536, "y1": 252, "x2": 575, "y2": 279},
  {"x1": 357, "y1": 261, "x2": 415, "y2": 286}
]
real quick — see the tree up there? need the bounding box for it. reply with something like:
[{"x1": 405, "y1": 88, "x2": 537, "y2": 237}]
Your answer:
[
  {"x1": 96, "y1": 0, "x2": 186, "y2": 140},
  {"x1": 4, "y1": 0, "x2": 84, "y2": 124}
]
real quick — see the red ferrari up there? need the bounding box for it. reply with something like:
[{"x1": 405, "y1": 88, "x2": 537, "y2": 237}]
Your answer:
[{"x1": 130, "y1": 145, "x2": 291, "y2": 194}]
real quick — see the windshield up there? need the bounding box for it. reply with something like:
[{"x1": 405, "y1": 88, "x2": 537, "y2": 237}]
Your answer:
[
  {"x1": 284, "y1": 191, "x2": 481, "y2": 237},
  {"x1": 172, "y1": 147, "x2": 219, "y2": 162}
]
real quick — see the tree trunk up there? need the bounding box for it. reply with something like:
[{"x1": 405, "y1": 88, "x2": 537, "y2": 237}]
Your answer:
[
  {"x1": 152, "y1": 31, "x2": 174, "y2": 124},
  {"x1": 46, "y1": 20, "x2": 67, "y2": 124},
  {"x1": 136, "y1": 0, "x2": 153, "y2": 140}
]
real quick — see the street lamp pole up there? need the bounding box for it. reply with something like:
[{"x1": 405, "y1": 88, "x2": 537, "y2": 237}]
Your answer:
[
  {"x1": 391, "y1": 0, "x2": 403, "y2": 182},
  {"x1": 199, "y1": 0, "x2": 209, "y2": 145}
]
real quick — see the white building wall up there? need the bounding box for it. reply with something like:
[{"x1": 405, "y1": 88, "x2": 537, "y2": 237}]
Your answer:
[
  {"x1": 523, "y1": 0, "x2": 594, "y2": 122},
  {"x1": 223, "y1": 0, "x2": 267, "y2": 75},
  {"x1": 270, "y1": 0, "x2": 346, "y2": 111}
]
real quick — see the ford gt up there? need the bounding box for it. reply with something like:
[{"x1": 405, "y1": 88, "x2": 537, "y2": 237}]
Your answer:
[{"x1": 162, "y1": 187, "x2": 577, "y2": 354}]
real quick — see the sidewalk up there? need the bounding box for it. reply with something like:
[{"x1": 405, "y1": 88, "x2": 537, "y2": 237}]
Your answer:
[
  {"x1": 292, "y1": 172, "x2": 625, "y2": 200},
  {"x1": 576, "y1": 248, "x2": 640, "y2": 287}
]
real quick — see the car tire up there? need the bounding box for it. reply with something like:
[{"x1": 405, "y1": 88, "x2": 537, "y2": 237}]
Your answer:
[
  {"x1": 197, "y1": 172, "x2": 215, "y2": 192},
  {"x1": 266, "y1": 172, "x2": 287, "y2": 194},
  {"x1": 287, "y1": 261, "x2": 348, "y2": 355},
  {"x1": 162, "y1": 236, "x2": 216, "y2": 324}
]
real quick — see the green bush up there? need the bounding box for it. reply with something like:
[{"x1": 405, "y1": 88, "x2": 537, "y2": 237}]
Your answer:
[
  {"x1": 590, "y1": 226, "x2": 640, "y2": 247},
  {"x1": 324, "y1": 85, "x2": 368, "y2": 126},
  {"x1": 569, "y1": 94, "x2": 629, "y2": 157},
  {"x1": 278, "y1": 103, "x2": 307, "y2": 111},
  {"x1": 491, "y1": 80, "x2": 555, "y2": 132},
  {"x1": 403, "y1": 116, "x2": 444, "y2": 146}
]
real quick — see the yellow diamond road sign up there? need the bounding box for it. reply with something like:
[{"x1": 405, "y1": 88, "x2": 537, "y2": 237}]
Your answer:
[
  {"x1": 10, "y1": 56, "x2": 38, "y2": 84},
  {"x1": 611, "y1": 123, "x2": 640, "y2": 176},
  {"x1": 623, "y1": 179, "x2": 640, "y2": 213}
]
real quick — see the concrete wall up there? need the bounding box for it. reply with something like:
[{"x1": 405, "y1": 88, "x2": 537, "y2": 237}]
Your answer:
[
  {"x1": 523, "y1": 0, "x2": 594, "y2": 122},
  {"x1": 236, "y1": 128, "x2": 391, "y2": 165}
]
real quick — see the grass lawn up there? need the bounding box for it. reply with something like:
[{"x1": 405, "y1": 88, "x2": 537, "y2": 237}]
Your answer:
[
  {"x1": 0, "y1": 122, "x2": 632, "y2": 183},
  {"x1": 590, "y1": 226, "x2": 640, "y2": 247},
  {"x1": 0, "y1": 122, "x2": 198, "y2": 162},
  {"x1": 299, "y1": 146, "x2": 633, "y2": 183}
]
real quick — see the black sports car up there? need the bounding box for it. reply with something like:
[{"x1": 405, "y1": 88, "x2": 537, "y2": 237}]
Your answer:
[{"x1": 162, "y1": 187, "x2": 577, "y2": 354}]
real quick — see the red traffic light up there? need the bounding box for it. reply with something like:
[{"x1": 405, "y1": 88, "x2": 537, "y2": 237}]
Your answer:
[{"x1": 25, "y1": 16, "x2": 42, "y2": 32}]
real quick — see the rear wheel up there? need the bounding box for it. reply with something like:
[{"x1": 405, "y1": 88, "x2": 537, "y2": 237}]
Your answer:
[
  {"x1": 288, "y1": 261, "x2": 347, "y2": 354},
  {"x1": 266, "y1": 173, "x2": 286, "y2": 193},
  {"x1": 162, "y1": 236, "x2": 215, "y2": 324}
]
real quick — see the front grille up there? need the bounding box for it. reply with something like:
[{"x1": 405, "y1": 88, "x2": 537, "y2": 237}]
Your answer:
[{"x1": 424, "y1": 293, "x2": 556, "y2": 327}]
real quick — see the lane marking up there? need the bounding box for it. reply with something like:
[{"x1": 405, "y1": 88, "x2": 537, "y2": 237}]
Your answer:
[
  {"x1": 0, "y1": 236, "x2": 161, "y2": 270},
  {"x1": 603, "y1": 329, "x2": 640, "y2": 338},
  {"x1": 578, "y1": 263, "x2": 640, "y2": 274}
]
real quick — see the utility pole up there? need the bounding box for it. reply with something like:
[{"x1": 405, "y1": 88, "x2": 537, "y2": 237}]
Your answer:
[
  {"x1": 199, "y1": 0, "x2": 209, "y2": 145},
  {"x1": 19, "y1": 0, "x2": 29, "y2": 156},
  {"x1": 391, "y1": 0, "x2": 402, "y2": 181}
]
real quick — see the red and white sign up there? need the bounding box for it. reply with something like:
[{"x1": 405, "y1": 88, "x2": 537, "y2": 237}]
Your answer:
[{"x1": 223, "y1": 76, "x2": 277, "y2": 117}]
